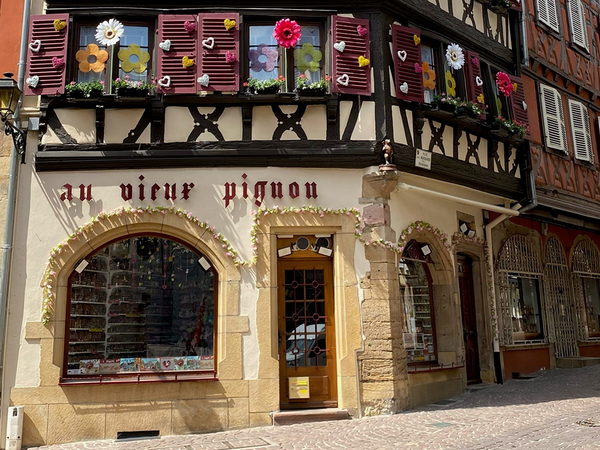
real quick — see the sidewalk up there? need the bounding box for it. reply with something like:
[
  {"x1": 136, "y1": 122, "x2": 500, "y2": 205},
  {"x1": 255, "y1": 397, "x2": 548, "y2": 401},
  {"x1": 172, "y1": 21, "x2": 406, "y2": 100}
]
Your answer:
[{"x1": 29, "y1": 365, "x2": 600, "y2": 450}]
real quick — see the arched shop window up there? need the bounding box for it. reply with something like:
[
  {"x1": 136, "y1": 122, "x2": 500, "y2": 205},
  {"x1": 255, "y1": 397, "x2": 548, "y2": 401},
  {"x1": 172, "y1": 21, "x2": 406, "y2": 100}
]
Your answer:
[
  {"x1": 65, "y1": 235, "x2": 216, "y2": 381},
  {"x1": 399, "y1": 240, "x2": 437, "y2": 364},
  {"x1": 572, "y1": 239, "x2": 600, "y2": 341},
  {"x1": 496, "y1": 235, "x2": 546, "y2": 345}
]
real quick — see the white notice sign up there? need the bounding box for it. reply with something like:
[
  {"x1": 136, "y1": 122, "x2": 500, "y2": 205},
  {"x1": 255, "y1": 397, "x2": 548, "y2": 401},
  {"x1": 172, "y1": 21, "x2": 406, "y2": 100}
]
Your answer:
[{"x1": 415, "y1": 149, "x2": 432, "y2": 170}]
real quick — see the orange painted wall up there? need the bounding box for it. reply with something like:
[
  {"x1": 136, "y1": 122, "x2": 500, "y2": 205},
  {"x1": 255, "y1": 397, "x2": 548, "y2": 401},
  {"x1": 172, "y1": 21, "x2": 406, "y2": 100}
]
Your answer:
[
  {"x1": 0, "y1": 0, "x2": 25, "y2": 76},
  {"x1": 502, "y1": 347, "x2": 551, "y2": 380}
]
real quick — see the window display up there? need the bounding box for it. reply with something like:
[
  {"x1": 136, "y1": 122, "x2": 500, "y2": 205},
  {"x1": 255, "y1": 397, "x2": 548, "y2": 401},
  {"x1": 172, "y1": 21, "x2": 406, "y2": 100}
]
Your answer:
[
  {"x1": 66, "y1": 235, "x2": 215, "y2": 378},
  {"x1": 582, "y1": 277, "x2": 600, "y2": 337},
  {"x1": 509, "y1": 275, "x2": 544, "y2": 341}
]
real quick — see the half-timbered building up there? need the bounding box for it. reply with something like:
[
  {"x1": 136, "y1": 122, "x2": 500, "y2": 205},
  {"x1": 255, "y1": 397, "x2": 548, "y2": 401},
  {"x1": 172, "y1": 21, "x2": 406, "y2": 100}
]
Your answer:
[{"x1": 3, "y1": 0, "x2": 531, "y2": 445}]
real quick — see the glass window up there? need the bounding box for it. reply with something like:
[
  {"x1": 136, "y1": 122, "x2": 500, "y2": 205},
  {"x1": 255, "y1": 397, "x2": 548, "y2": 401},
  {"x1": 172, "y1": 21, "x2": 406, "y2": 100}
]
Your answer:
[
  {"x1": 509, "y1": 276, "x2": 544, "y2": 341},
  {"x1": 399, "y1": 259, "x2": 436, "y2": 363},
  {"x1": 490, "y1": 67, "x2": 512, "y2": 119},
  {"x1": 248, "y1": 25, "x2": 281, "y2": 81},
  {"x1": 421, "y1": 44, "x2": 437, "y2": 104},
  {"x1": 582, "y1": 277, "x2": 600, "y2": 337},
  {"x1": 67, "y1": 235, "x2": 215, "y2": 377}
]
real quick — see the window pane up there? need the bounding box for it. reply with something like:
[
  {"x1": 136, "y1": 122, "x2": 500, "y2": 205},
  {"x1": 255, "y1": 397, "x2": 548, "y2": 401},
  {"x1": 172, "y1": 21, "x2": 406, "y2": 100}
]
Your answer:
[
  {"x1": 421, "y1": 44, "x2": 436, "y2": 104},
  {"x1": 582, "y1": 277, "x2": 600, "y2": 336},
  {"x1": 117, "y1": 26, "x2": 151, "y2": 82},
  {"x1": 509, "y1": 276, "x2": 544, "y2": 340},
  {"x1": 248, "y1": 25, "x2": 280, "y2": 81},
  {"x1": 68, "y1": 236, "x2": 215, "y2": 376},
  {"x1": 76, "y1": 26, "x2": 106, "y2": 83},
  {"x1": 294, "y1": 26, "x2": 322, "y2": 85}
]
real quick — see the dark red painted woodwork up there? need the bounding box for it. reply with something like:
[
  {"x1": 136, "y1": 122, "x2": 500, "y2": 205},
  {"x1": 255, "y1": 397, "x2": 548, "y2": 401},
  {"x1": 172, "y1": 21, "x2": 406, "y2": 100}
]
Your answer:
[
  {"x1": 509, "y1": 75, "x2": 530, "y2": 139},
  {"x1": 391, "y1": 24, "x2": 423, "y2": 102},
  {"x1": 157, "y1": 14, "x2": 198, "y2": 94},
  {"x1": 331, "y1": 16, "x2": 371, "y2": 96}
]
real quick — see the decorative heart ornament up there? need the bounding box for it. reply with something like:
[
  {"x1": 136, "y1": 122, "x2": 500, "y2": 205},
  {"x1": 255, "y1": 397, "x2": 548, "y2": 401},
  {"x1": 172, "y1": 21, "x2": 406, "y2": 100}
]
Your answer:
[
  {"x1": 159, "y1": 40, "x2": 171, "y2": 51},
  {"x1": 224, "y1": 18, "x2": 236, "y2": 30},
  {"x1": 29, "y1": 40, "x2": 41, "y2": 52},
  {"x1": 197, "y1": 74, "x2": 210, "y2": 87},
  {"x1": 358, "y1": 56, "x2": 370, "y2": 67},
  {"x1": 336, "y1": 74, "x2": 349, "y2": 86},
  {"x1": 400, "y1": 82, "x2": 409, "y2": 94},
  {"x1": 522, "y1": 101, "x2": 528, "y2": 111},
  {"x1": 53, "y1": 19, "x2": 66, "y2": 31},
  {"x1": 182, "y1": 56, "x2": 194, "y2": 68},
  {"x1": 202, "y1": 37, "x2": 215, "y2": 49},
  {"x1": 397, "y1": 50, "x2": 407, "y2": 61},
  {"x1": 414, "y1": 63, "x2": 422, "y2": 73},
  {"x1": 475, "y1": 76, "x2": 483, "y2": 87},
  {"x1": 413, "y1": 35, "x2": 421, "y2": 45},
  {"x1": 333, "y1": 41, "x2": 346, "y2": 52},
  {"x1": 26, "y1": 75, "x2": 39, "y2": 88},
  {"x1": 357, "y1": 25, "x2": 368, "y2": 36},
  {"x1": 184, "y1": 20, "x2": 196, "y2": 33},
  {"x1": 52, "y1": 57, "x2": 65, "y2": 69},
  {"x1": 225, "y1": 51, "x2": 237, "y2": 63},
  {"x1": 157, "y1": 75, "x2": 171, "y2": 88}
]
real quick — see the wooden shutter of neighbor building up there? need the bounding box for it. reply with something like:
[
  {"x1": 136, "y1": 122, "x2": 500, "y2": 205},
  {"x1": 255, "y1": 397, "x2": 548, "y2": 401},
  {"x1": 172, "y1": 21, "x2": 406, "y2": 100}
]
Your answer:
[
  {"x1": 157, "y1": 14, "x2": 198, "y2": 94},
  {"x1": 509, "y1": 75, "x2": 530, "y2": 138},
  {"x1": 391, "y1": 24, "x2": 423, "y2": 102},
  {"x1": 331, "y1": 16, "x2": 371, "y2": 96},
  {"x1": 568, "y1": 0, "x2": 588, "y2": 50},
  {"x1": 538, "y1": 0, "x2": 560, "y2": 32},
  {"x1": 197, "y1": 13, "x2": 240, "y2": 92},
  {"x1": 26, "y1": 14, "x2": 69, "y2": 96},
  {"x1": 568, "y1": 99, "x2": 593, "y2": 162},
  {"x1": 540, "y1": 84, "x2": 567, "y2": 152}
]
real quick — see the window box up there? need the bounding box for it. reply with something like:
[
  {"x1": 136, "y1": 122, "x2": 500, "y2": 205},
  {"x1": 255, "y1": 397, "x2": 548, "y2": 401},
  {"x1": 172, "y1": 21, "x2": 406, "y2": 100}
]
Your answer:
[
  {"x1": 455, "y1": 106, "x2": 467, "y2": 118},
  {"x1": 115, "y1": 88, "x2": 150, "y2": 98},
  {"x1": 439, "y1": 102, "x2": 456, "y2": 113},
  {"x1": 296, "y1": 88, "x2": 326, "y2": 97},
  {"x1": 66, "y1": 89, "x2": 103, "y2": 100},
  {"x1": 251, "y1": 86, "x2": 280, "y2": 96}
]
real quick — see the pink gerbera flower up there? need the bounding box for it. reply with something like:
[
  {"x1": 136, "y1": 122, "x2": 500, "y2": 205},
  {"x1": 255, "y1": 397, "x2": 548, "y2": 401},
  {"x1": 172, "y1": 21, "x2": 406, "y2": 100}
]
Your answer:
[
  {"x1": 273, "y1": 18, "x2": 301, "y2": 48},
  {"x1": 496, "y1": 71, "x2": 513, "y2": 97}
]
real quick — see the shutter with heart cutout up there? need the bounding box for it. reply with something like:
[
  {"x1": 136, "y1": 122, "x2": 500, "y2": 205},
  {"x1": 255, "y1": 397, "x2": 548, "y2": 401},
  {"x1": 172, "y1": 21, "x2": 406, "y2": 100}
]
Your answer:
[
  {"x1": 331, "y1": 16, "x2": 371, "y2": 95},
  {"x1": 197, "y1": 13, "x2": 240, "y2": 92},
  {"x1": 509, "y1": 75, "x2": 530, "y2": 139},
  {"x1": 157, "y1": 14, "x2": 198, "y2": 94},
  {"x1": 391, "y1": 24, "x2": 422, "y2": 102},
  {"x1": 26, "y1": 14, "x2": 69, "y2": 96}
]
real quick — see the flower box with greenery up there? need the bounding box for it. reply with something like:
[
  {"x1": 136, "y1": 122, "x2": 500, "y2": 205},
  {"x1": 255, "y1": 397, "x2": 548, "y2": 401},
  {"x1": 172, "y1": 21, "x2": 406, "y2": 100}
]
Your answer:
[
  {"x1": 488, "y1": 0, "x2": 510, "y2": 12},
  {"x1": 112, "y1": 76, "x2": 155, "y2": 97},
  {"x1": 466, "y1": 98, "x2": 487, "y2": 118},
  {"x1": 434, "y1": 93, "x2": 463, "y2": 113},
  {"x1": 494, "y1": 116, "x2": 528, "y2": 138},
  {"x1": 244, "y1": 76, "x2": 285, "y2": 95},
  {"x1": 65, "y1": 80, "x2": 105, "y2": 99},
  {"x1": 294, "y1": 74, "x2": 330, "y2": 98}
]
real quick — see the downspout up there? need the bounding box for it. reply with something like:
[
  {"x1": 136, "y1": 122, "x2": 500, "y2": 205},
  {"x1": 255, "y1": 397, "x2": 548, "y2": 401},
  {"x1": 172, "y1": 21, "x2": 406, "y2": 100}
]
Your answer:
[{"x1": 0, "y1": 0, "x2": 31, "y2": 396}]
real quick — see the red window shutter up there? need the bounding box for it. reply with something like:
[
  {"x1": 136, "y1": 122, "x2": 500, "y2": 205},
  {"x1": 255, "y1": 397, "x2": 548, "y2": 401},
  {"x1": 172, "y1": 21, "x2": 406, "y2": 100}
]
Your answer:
[
  {"x1": 157, "y1": 15, "x2": 198, "y2": 94},
  {"x1": 509, "y1": 75, "x2": 530, "y2": 139},
  {"x1": 331, "y1": 16, "x2": 371, "y2": 95},
  {"x1": 25, "y1": 14, "x2": 69, "y2": 96},
  {"x1": 197, "y1": 13, "x2": 240, "y2": 92},
  {"x1": 391, "y1": 24, "x2": 422, "y2": 102},
  {"x1": 464, "y1": 50, "x2": 483, "y2": 102},
  {"x1": 510, "y1": 0, "x2": 523, "y2": 11}
]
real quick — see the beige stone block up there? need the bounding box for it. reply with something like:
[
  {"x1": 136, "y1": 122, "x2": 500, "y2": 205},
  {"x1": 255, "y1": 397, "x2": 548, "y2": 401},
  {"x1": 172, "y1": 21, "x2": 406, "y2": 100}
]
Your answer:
[
  {"x1": 40, "y1": 338, "x2": 61, "y2": 386},
  {"x1": 47, "y1": 403, "x2": 105, "y2": 445},
  {"x1": 362, "y1": 320, "x2": 393, "y2": 340},
  {"x1": 25, "y1": 322, "x2": 52, "y2": 340},
  {"x1": 361, "y1": 359, "x2": 396, "y2": 382},
  {"x1": 22, "y1": 404, "x2": 48, "y2": 447},
  {"x1": 370, "y1": 279, "x2": 394, "y2": 301},
  {"x1": 361, "y1": 299, "x2": 392, "y2": 322},
  {"x1": 361, "y1": 172, "x2": 400, "y2": 199},
  {"x1": 228, "y1": 397, "x2": 249, "y2": 429},
  {"x1": 222, "y1": 280, "x2": 241, "y2": 316},
  {"x1": 219, "y1": 315, "x2": 249, "y2": 333},
  {"x1": 105, "y1": 401, "x2": 171, "y2": 438},
  {"x1": 179, "y1": 379, "x2": 248, "y2": 399},
  {"x1": 369, "y1": 262, "x2": 397, "y2": 281},
  {"x1": 161, "y1": 212, "x2": 207, "y2": 245},
  {"x1": 335, "y1": 234, "x2": 358, "y2": 287},
  {"x1": 87, "y1": 382, "x2": 181, "y2": 404},
  {"x1": 124, "y1": 210, "x2": 164, "y2": 234},
  {"x1": 255, "y1": 287, "x2": 278, "y2": 379},
  {"x1": 172, "y1": 399, "x2": 228, "y2": 434},
  {"x1": 338, "y1": 376, "x2": 358, "y2": 411},
  {"x1": 364, "y1": 244, "x2": 396, "y2": 263},
  {"x1": 248, "y1": 379, "x2": 279, "y2": 413},
  {"x1": 217, "y1": 333, "x2": 243, "y2": 380},
  {"x1": 249, "y1": 412, "x2": 272, "y2": 427}
]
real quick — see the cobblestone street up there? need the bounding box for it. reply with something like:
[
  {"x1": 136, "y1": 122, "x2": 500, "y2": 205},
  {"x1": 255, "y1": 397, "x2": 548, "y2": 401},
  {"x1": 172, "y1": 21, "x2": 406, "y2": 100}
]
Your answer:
[{"x1": 30, "y1": 365, "x2": 600, "y2": 450}]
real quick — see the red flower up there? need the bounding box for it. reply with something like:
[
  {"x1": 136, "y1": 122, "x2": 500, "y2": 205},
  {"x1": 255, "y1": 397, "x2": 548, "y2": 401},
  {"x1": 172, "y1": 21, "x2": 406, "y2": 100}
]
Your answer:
[
  {"x1": 299, "y1": 74, "x2": 305, "y2": 79},
  {"x1": 273, "y1": 18, "x2": 301, "y2": 48},
  {"x1": 496, "y1": 71, "x2": 512, "y2": 97}
]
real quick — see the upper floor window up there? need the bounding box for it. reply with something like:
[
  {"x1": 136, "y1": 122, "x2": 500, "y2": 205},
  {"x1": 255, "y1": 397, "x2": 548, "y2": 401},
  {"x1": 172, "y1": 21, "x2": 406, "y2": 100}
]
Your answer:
[
  {"x1": 567, "y1": 0, "x2": 589, "y2": 50},
  {"x1": 540, "y1": 84, "x2": 568, "y2": 152},
  {"x1": 568, "y1": 99, "x2": 594, "y2": 162},
  {"x1": 537, "y1": 0, "x2": 560, "y2": 32}
]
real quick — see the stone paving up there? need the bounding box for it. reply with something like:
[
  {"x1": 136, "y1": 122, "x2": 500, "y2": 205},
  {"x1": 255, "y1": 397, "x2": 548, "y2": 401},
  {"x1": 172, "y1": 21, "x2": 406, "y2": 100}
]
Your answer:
[{"x1": 29, "y1": 365, "x2": 600, "y2": 450}]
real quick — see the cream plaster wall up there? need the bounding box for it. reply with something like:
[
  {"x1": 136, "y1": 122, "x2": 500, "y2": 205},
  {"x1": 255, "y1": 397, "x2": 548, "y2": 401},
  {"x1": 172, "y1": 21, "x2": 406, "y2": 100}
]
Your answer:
[
  {"x1": 339, "y1": 101, "x2": 376, "y2": 141},
  {"x1": 41, "y1": 109, "x2": 96, "y2": 145},
  {"x1": 165, "y1": 107, "x2": 243, "y2": 143},
  {"x1": 104, "y1": 109, "x2": 150, "y2": 144}
]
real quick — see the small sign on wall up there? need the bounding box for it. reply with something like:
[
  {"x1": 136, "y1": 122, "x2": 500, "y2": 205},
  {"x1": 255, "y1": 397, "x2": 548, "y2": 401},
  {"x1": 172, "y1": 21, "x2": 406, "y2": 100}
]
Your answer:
[{"x1": 415, "y1": 149, "x2": 432, "y2": 170}]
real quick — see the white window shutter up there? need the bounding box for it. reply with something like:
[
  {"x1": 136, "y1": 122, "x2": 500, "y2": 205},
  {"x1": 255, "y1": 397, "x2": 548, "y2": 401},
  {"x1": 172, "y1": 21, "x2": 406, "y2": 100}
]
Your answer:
[
  {"x1": 568, "y1": 100, "x2": 593, "y2": 162},
  {"x1": 540, "y1": 84, "x2": 567, "y2": 152},
  {"x1": 539, "y1": 0, "x2": 560, "y2": 32},
  {"x1": 568, "y1": 0, "x2": 588, "y2": 50}
]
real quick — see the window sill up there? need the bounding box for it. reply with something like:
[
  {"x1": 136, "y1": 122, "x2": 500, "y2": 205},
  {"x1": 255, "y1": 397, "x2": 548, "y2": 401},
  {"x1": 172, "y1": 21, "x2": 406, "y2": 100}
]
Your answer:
[
  {"x1": 59, "y1": 371, "x2": 217, "y2": 386},
  {"x1": 502, "y1": 341, "x2": 548, "y2": 350},
  {"x1": 568, "y1": 42, "x2": 590, "y2": 60},
  {"x1": 408, "y1": 362, "x2": 464, "y2": 373},
  {"x1": 573, "y1": 157, "x2": 596, "y2": 171},
  {"x1": 543, "y1": 146, "x2": 570, "y2": 160}
]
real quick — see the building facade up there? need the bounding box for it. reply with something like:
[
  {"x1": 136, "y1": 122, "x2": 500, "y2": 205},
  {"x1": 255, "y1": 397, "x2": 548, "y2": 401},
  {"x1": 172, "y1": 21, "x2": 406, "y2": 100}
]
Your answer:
[{"x1": 3, "y1": 0, "x2": 532, "y2": 446}]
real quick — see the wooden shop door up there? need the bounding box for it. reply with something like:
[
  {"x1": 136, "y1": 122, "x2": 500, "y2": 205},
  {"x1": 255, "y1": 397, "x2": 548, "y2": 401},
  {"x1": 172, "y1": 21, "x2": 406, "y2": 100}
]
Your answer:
[
  {"x1": 458, "y1": 255, "x2": 481, "y2": 384},
  {"x1": 278, "y1": 259, "x2": 337, "y2": 408}
]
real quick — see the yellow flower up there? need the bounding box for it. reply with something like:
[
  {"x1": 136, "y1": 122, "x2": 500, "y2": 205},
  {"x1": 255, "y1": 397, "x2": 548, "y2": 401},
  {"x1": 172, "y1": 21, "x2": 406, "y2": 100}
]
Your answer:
[
  {"x1": 445, "y1": 70, "x2": 456, "y2": 97},
  {"x1": 477, "y1": 93, "x2": 485, "y2": 104},
  {"x1": 118, "y1": 44, "x2": 150, "y2": 74},
  {"x1": 75, "y1": 44, "x2": 109, "y2": 73}
]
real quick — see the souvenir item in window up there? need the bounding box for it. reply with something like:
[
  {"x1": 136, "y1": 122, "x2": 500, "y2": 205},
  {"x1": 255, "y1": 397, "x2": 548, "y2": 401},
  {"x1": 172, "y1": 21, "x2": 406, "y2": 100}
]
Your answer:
[
  {"x1": 445, "y1": 43, "x2": 464, "y2": 70},
  {"x1": 358, "y1": 56, "x2": 370, "y2": 67},
  {"x1": 95, "y1": 18, "x2": 124, "y2": 47},
  {"x1": 161, "y1": 357, "x2": 175, "y2": 370},
  {"x1": 80, "y1": 359, "x2": 99, "y2": 374},
  {"x1": 53, "y1": 19, "x2": 67, "y2": 31},
  {"x1": 99, "y1": 359, "x2": 120, "y2": 373},
  {"x1": 76, "y1": 44, "x2": 109, "y2": 73},
  {"x1": 119, "y1": 358, "x2": 139, "y2": 372},
  {"x1": 248, "y1": 43, "x2": 278, "y2": 73},
  {"x1": 496, "y1": 71, "x2": 513, "y2": 97},
  {"x1": 118, "y1": 44, "x2": 150, "y2": 73},
  {"x1": 184, "y1": 356, "x2": 201, "y2": 370},
  {"x1": 273, "y1": 18, "x2": 301, "y2": 48},
  {"x1": 422, "y1": 62, "x2": 435, "y2": 90},
  {"x1": 224, "y1": 18, "x2": 236, "y2": 30},
  {"x1": 294, "y1": 43, "x2": 322, "y2": 73},
  {"x1": 140, "y1": 358, "x2": 160, "y2": 371},
  {"x1": 200, "y1": 355, "x2": 214, "y2": 370},
  {"x1": 174, "y1": 357, "x2": 186, "y2": 370}
]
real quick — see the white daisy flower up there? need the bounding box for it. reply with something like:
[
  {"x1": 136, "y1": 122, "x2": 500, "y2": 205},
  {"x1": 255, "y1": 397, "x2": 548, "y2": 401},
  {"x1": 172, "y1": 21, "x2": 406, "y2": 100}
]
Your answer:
[
  {"x1": 445, "y1": 43, "x2": 465, "y2": 70},
  {"x1": 95, "y1": 18, "x2": 124, "y2": 47}
]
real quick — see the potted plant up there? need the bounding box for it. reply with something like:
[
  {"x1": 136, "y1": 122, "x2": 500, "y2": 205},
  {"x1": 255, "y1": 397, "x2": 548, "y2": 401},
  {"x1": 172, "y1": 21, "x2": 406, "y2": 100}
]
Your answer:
[
  {"x1": 494, "y1": 116, "x2": 528, "y2": 138},
  {"x1": 488, "y1": 0, "x2": 510, "y2": 12},
  {"x1": 244, "y1": 75, "x2": 285, "y2": 95},
  {"x1": 465, "y1": 99, "x2": 487, "y2": 118},
  {"x1": 112, "y1": 76, "x2": 155, "y2": 97},
  {"x1": 434, "y1": 93, "x2": 459, "y2": 113},
  {"x1": 65, "y1": 80, "x2": 105, "y2": 99},
  {"x1": 294, "y1": 74, "x2": 330, "y2": 98}
]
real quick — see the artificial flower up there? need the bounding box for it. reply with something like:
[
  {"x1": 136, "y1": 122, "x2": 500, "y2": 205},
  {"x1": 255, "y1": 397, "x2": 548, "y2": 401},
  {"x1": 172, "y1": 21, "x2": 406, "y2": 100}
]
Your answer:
[
  {"x1": 446, "y1": 43, "x2": 465, "y2": 70},
  {"x1": 118, "y1": 44, "x2": 150, "y2": 74},
  {"x1": 445, "y1": 70, "x2": 456, "y2": 96},
  {"x1": 273, "y1": 18, "x2": 301, "y2": 48},
  {"x1": 95, "y1": 18, "x2": 124, "y2": 47},
  {"x1": 496, "y1": 71, "x2": 512, "y2": 97},
  {"x1": 293, "y1": 43, "x2": 322, "y2": 73},
  {"x1": 422, "y1": 62, "x2": 435, "y2": 90},
  {"x1": 75, "y1": 43, "x2": 109, "y2": 73},
  {"x1": 248, "y1": 44, "x2": 278, "y2": 73}
]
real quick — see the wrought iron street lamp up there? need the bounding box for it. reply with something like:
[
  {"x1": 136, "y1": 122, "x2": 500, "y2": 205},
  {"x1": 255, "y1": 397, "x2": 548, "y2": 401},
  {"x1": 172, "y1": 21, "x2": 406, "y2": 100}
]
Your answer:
[{"x1": 0, "y1": 72, "x2": 26, "y2": 163}]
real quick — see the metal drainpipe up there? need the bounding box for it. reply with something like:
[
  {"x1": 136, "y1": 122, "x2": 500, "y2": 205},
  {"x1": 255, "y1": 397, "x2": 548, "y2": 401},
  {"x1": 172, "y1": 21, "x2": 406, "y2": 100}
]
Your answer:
[{"x1": 0, "y1": 0, "x2": 31, "y2": 399}]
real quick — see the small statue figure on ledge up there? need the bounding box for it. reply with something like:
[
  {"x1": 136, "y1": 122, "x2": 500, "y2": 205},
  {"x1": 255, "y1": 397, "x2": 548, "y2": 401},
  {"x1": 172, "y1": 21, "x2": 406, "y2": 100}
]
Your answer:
[{"x1": 379, "y1": 138, "x2": 397, "y2": 172}]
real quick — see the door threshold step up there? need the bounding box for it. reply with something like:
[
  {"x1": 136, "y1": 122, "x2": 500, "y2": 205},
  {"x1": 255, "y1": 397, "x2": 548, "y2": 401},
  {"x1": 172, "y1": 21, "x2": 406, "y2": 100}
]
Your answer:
[
  {"x1": 271, "y1": 408, "x2": 350, "y2": 426},
  {"x1": 556, "y1": 357, "x2": 600, "y2": 368}
]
